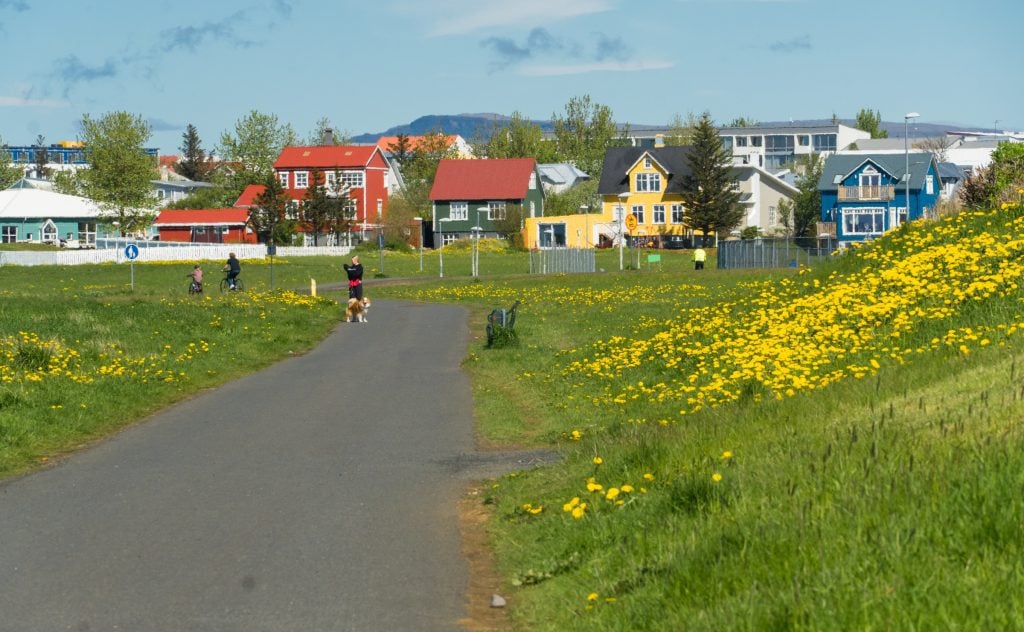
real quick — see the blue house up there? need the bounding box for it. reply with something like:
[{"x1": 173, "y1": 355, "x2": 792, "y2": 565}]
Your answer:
[{"x1": 819, "y1": 152, "x2": 941, "y2": 243}]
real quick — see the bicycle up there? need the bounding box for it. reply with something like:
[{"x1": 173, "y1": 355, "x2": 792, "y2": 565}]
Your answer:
[
  {"x1": 188, "y1": 279, "x2": 203, "y2": 295},
  {"x1": 220, "y1": 272, "x2": 244, "y2": 292}
]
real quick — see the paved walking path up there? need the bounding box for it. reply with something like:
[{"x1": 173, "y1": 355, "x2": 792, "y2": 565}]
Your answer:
[{"x1": 0, "y1": 300, "x2": 509, "y2": 631}]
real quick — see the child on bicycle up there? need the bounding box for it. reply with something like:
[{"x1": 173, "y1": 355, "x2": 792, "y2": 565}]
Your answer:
[
  {"x1": 188, "y1": 264, "x2": 203, "y2": 293},
  {"x1": 223, "y1": 252, "x2": 241, "y2": 290}
]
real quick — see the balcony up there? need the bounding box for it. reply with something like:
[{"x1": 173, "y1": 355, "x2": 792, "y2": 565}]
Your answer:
[{"x1": 837, "y1": 185, "x2": 895, "y2": 201}]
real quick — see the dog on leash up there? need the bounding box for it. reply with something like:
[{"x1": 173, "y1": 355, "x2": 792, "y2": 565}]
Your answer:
[{"x1": 345, "y1": 296, "x2": 371, "y2": 322}]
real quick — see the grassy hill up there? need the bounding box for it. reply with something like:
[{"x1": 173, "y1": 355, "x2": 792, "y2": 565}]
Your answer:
[{"x1": 374, "y1": 199, "x2": 1024, "y2": 629}]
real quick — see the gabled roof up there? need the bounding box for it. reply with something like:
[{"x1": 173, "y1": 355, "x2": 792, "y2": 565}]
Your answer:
[
  {"x1": 155, "y1": 208, "x2": 249, "y2": 226},
  {"x1": 274, "y1": 145, "x2": 381, "y2": 169},
  {"x1": 537, "y1": 163, "x2": 590, "y2": 185},
  {"x1": 375, "y1": 134, "x2": 458, "y2": 153},
  {"x1": 150, "y1": 179, "x2": 214, "y2": 190},
  {"x1": 234, "y1": 184, "x2": 266, "y2": 207},
  {"x1": 597, "y1": 146, "x2": 693, "y2": 195},
  {"x1": 429, "y1": 158, "x2": 537, "y2": 201},
  {"x1": 818, "y1": 152, "x2": 936, "y2": 191}
]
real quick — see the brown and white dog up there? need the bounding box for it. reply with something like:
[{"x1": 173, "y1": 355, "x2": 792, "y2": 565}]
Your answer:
[{"x1": 345, "y1": 297, "x2": 371, "y2": 322}]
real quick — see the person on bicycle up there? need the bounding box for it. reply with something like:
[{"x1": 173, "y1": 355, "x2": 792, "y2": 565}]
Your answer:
[
  {"x1": 223, "y1": 252, "x2": 241, "y2": 290},
  {"x1": 188, "y1": 264, "x2": 203, "y2": 293},
  {"x1": 343, "y1": 255, "x2": 363, "y2": 300}
]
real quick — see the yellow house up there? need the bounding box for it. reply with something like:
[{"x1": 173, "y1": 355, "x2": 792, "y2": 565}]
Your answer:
[{"x1": 523, "y1": 146, "x2": 697, "y2": 249}]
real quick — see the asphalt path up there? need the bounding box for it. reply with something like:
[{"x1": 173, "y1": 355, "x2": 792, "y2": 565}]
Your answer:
[{"x1": 0, "y1": 299, "x2": 512, "y2": 631}]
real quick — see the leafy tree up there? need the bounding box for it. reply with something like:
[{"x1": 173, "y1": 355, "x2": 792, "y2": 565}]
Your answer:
[
  {"x1": 32, "y1": 134, "x2": 50, "y2": 179},
  {"x1": 493, "y1": 203, "x2": 526, "y2": 250},
  {"x1": 163, "y1": 184, "x2": 242, "y2": 210},
  {"x1": 302, "y1": 169, "x2": 352, "y2": 246},
  {"x1": 551, "y1": 95, "x2": 618, "y2": 178},
  {"x1": 177, "y1": 124, "x2": 210, "y2": 181},
  {"x1": 52, "y1": 170, "x2": 85, "y2": 196},
  {"x1": 79, "y1": 111, "x2": 156, "y2": 236},
  {"x1": 855, "y1": 108, "x2": 888, "y2": 139},
  {"x1": 681, "y1": 112, "x2": 743, "y2": 242},
  {"x1": 958, "y1": 164, "x2": 995, "y2": 210},
  {"x1": 0, "y1": 135, "x2": 24, "y2": 188},
  {"x1": 727, "y1": 116, "x2": 759, "y2": 128},
  {"x1": 991, "y1": 141, "x2": 1024, "y2": 199},
  {"x1": 305, "y1": 117, "x2": 349, "y2": 146},
  {"x1": 325, "y1": 169, "x2": 356, "y2": 245},
  {"x1": 778, "y1": 155, "x2": 824, "y2": 237},
  {"x1": 664, "y1": 112, "x2": 699, "y2": 146},
  {"x1": 217, "y1": 110, "x2": 296, "y2": 179},
  {"x1": 399, "y1": 130, "x2": 459, "y2": 219},
  {"x1": 480, "y1": 111, "x2": 545, "y2": 159},
  {"x1": 544, "y1": 179, "x2": 598, "y2": 216},
  {"x1": 247, "y1": 175, "x2": 294, "y2": 245}
]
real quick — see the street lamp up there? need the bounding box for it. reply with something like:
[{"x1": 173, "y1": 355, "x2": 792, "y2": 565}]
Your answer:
[
  {"x1": 904, "y1": 112, "x2": 919, "y2": 230},
  {"x1": 413, "y1": 216, "x2": 423, "y2": 272},
  {"x1": 438, "y1": 217, "x2": 453, "y2": 278},
  {"x1": 617, "y1": 192, "x2": 629, "y2": 271}
]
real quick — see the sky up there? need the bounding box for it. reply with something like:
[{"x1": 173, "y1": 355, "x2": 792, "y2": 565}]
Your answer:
[{"x1": 1, "y1": 0, "x2": 1021, "y2": 155}]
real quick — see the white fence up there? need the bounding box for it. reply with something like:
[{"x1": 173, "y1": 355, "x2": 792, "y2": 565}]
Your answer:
[{"x1": 0, "y1": 243, "x2": 352, "y2": 266}]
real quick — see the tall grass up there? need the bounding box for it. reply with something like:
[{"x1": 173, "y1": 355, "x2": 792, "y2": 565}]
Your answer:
[{"x1": 373, "y1": 200, "x2": 1024, "y2": 629}]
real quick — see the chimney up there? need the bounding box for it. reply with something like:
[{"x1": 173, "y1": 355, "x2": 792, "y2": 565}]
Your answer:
[
  {"x1": 654, "y1": 134, "x2": 665, "y2": 148},
  {"x1": 321, "y1": 128, "x2": 334, "y2": 145}
]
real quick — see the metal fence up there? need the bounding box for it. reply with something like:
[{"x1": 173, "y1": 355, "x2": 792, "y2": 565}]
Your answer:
[
  {"x1": 528, "y1": 247, "x2": 595, "y2": 274},
  {"x1": 0, "y1": 242, "x2": 351, "y2": 266},
  {"x1": 717, "y1": 237, "x2": 839, "y2": 270}
]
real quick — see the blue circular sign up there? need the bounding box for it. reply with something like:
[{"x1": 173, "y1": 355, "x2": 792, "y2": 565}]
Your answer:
[{"x1": 124, "y1": 244, "x2": 139, "y2": 260}]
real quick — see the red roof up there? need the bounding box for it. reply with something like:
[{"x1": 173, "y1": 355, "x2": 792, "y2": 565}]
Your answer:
[
  {"x1": 155, "y1": 208, "x2": 250, "y2": 226},
  {"x1": 234, "y1": 184, "x2": 266, "y2": 207},
  {"x1": 375, "y1": 134, "x2": 457, "y2": 153},
  {"x1": 274, "y1": 145, "x2": 380, "y2": 169},
  {"x1": 429, "y1": 158, "x2": 536, "y2": 201},
  {"x1": 159, "y1": 155, "x2": 180, "y2": 168}
]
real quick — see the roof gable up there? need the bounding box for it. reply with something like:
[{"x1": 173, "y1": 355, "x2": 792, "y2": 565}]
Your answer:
[
  {"x1": 274, "y1": 145, "x2": 382, "y2": 169},
  {"x1": 818, "y1": 152, "x2": 937, "y2": 190},
  {"x1": 429, "y1": 158, "x2": 538, "y2": 201},
  {"x1": 597, "y1": 146, "x2": 693, "y2": 195},
  {"x1": 625, "y1": 151, "x2": 670, "y2": 176}
]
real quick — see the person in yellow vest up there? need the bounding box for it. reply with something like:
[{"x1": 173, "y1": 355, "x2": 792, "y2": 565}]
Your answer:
[{"x1": 694, "y1": 247, "x2": 707, "y2": 270}]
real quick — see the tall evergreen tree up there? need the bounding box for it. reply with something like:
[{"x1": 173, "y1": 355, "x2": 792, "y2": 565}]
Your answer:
[
  {"x1": 32, "y1": 134, "x2": 51, "y2": 179},
  {"x1": 79, "y1": 111, "x2": 156, "y2": 236},
  {"x1": 387, "y1": 134, "x2": 413, "y2": 165},
  {"x1": 177, "y1": 124, "x2": 210, "y2": 181},
  {"x1": 855, "y1": 108, "x2": 888, "y2": 139},
  {"x1": 681, "y1": 112, "x2": 743, "y2": 243}
]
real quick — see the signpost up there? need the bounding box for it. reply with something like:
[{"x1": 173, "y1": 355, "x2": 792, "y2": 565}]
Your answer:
[
  {"x1": 124, "y1": 243, "x2": 139, "y2": 291},
  {"x1": 624, "y1": 214, "x2": 637, "y2": 269}
]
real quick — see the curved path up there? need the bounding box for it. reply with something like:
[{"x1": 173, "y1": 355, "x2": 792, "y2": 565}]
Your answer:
[{"x1": 0, "y1": 300, "x2": 517, "y2": 631}]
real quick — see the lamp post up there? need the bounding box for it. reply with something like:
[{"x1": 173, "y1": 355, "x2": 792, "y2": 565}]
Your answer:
[
  {"x1": 438, "y1": 217, "x2": 453, "y2": 278},
  {"x1": 413, "y1": 216, "x2": 423, "y2": 272},
  {"x1": 617, "y1": 192, "x2": 629, "y2": 271},
  {"x1": 904, "y1": 112, "x2": 919, "y2": 230}
]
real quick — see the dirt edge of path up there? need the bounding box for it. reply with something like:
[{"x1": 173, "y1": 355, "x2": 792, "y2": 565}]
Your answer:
[{"x1": 457, "y1": 483, "x2": 513, "y2": 631}]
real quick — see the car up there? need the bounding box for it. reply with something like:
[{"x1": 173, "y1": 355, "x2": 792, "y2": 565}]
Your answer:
[{"x1": 662, "y1": 235, "x2": 691, "y2": 250}]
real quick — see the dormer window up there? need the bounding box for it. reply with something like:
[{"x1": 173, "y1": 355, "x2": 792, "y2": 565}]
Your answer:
[
  {"x1": 859, "y1": 166, "x2": 881, "y2": 188},
  {"x1": 635, "y1": 172, "x2": 662, "y2": 192}
]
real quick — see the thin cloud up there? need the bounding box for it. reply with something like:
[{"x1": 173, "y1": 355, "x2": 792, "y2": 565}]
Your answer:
[
  {"x1": 594, "y1": 34, "x2": 630, "y2": 62},
  {"x1": 430, "y1": 0, "x2": 612, "y2": 36},
  {"x1": 160, "y1": 11, "x2": 254, "y2": 53},
  {"x1": 521, "y1": 59, "x2": 674, "y2": 77},
  {"x1": 482, "y1": 27, "x2": 634, "y2": 73},
  {"x1": 271, "y1": 0, "x2": 294, "y2": 18},
  {"x1": 769, "y1": 34, "x2": 811, "y2": 53},
  {"x1": 51, "y1": 55, "x2": 118, "y2": 97},
  {"x1": 147, "y1": 117, "x2": 181, "y2": 132},
  {"x1": 0, "y1": 95, "x2": 69, "y2": 107},
  {"x1": 0, "y1": 0, "x2": 29, "y2": 10}
]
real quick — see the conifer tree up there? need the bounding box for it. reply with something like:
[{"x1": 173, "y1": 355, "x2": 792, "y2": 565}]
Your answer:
[
  {"x1": 681, "y1": 112, "x2": 743, "y2": 243},
  {"x1": 177, "y1": 124, "x2": 210, "y2": 181}
]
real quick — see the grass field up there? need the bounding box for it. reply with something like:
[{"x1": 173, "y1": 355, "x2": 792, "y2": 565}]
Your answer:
[{"x1": 4, "y1": 204, "x2": 1024, "y2": 629}]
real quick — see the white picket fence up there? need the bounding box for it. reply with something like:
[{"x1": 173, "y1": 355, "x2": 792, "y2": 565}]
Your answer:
[{"x1": 0, "y1": 243, "x2": 352, "y2": 266}]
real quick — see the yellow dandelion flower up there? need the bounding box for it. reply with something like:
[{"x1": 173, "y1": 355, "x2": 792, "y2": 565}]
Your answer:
[
  {"x1": 643, "y1": 472, "x2": 655, "y2": 481},
  {"x1": 712, "y1": 472, "x2": 723, "y2": 482},
  {"x1": 620, "y1": 485, "x2": 634, "y2": 493},
  {"x1": 563, "y1": 497, "x2": 580, "y2": 512},
  {"x1": 720, "y1": 450, "x2": 733, "y2": 460},
  {"x1": 605, "y1": 487, "x2": 620, "y2": 501},
  {"x1": 593, "y1": 456, "x2": 603, "y2": 465},
  {"x1": 587, "y1": 593, "x2": 599, "y2": 602}
]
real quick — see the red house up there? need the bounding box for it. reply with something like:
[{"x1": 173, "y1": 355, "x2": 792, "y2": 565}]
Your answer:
[
  {"x1": 154, "y1": 208, "x2": 256, "y2": 244},
  {"x1": 273, "y1": 145, "x2": 391, "y2": 231}
]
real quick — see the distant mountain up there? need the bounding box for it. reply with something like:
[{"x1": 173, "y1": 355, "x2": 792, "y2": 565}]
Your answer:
[
  {"x1": 352, "y1": 114, "x2": 985, "y2": 144},
  {"x1": 350, "y1": 113, "x2": 553, "y2": 144}
]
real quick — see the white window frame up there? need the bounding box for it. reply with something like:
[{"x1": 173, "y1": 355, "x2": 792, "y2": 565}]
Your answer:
[
  {"x1": 325, "y1": 171, "x2": 337, "y2": 187},
  {"x1": 295, "y1": 171, "x2": 309, "y2": 189},
  {"x1": 488, "y1": 201, "x2": 506, "y2": 220},
  {"x1": 341, "y1": 170, "x2": 364, "y2": 188},
  {"x1": 644, "y1": 156, "x2": 652, "y2": 169},
  {"x1": 631, "y1": 204, "x2": 645, "y2": 224},
  {"x1": 842, "y1": 207, "x2": 886, "y2": 235},
  {"x1": 859, "y1": 166, "x2": 881, "y2": 188},
  {"x1": 635, "y1": 172, "x2": 662, "y2": 193},
  {"x1": 670, "y1": 204, "x2": 684, "y2": 224},
  {"x1": 529, "y1": 172, "x2": 537, "y2": 189},
  {"x1": 926, "y1": 175, "x2": 934, "y2": 195},
  {"x1": 1, "y1": 225, "x2": 16, "y2": 243},
  {"x1": 652, "y1": 204, "x2": 666, "y2": 224},
  {"x1": 768, "y1": 205, "x2": 777, "y2": 226},
  {"x1": 450, "y1": 201, "x2": 468, "y2": 220},
  {"x1": 277, "y1": 172, "x2": 289, "y2": 188}
]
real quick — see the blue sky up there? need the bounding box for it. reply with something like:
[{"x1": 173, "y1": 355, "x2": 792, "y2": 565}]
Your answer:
[{"x1": 1, "y1": 0, "x2": 1021, "y2": 154}]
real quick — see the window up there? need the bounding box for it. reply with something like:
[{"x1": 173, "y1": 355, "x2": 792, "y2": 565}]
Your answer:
[
  {"x1": 798, "y1": 135, "x2": 810, "y2": 146},
  {"x1": 671, "y1": 204, "x2": 684, "y2": 224},
  {"x1": 653, "y1": 204, "x2": 665, "y2": 224},
  {"x1": 450, "y1": 201, "x2": 468, "y2": 220},
  {"x1": 529, "y1": 172, "x2": 537, "y2": 189},
  {"x1": 813, "y1": 134, "x2": 837, "y2": 152},
  {"x1": 538, "y1": 223, "x2": 566, "y2": 248},
  {"x1": 842, "y1": 207, "x2": 885, "y2": 235},
  {"x1": 325, "y1": 171, "x2": 336, "y2": 187},
  {"x1": 750, "y1": 136, "x2": 762, "y2": 147},
  {"x1": 859, "y1": 166, "x2": 881, "y2": 188},
  {"x1": 42, "y1": 221, "x2": 57, "y2": 243},
  {"x1": 286, "y1": 200, "x2": 300, "y2": 219},
  {"x1": 644, "y1": 156, "x2": 652, "y2": 169},
  {"x1": 631, "y1": 204, "x2": 645, "y2": 224},
  {"x1": 768, "y1": 206, "x2": 777, "y2": 226},
  {"x1": 277, "y1": 172, "x2": 289, "y2": 188},
  {"x1": 341, "y1": 170, "x2": 364, "y2": 188},
  {"x1": 926, "y1": 175, "x2": 934, "y2": 195},
  {"x1": 635, "y1": 172, "x2": 662, "y2": 192},
  {"x1": 735, "y1": 136, "x2": 748, "y2": 147},
  {"x1": 295, "y1": 171, "x2": 309, "y2": 188},
  {"x1": 488, "y1": 201, "x2": 507, "y2": 220},
  {"x1": 1, "y1": 225, "x2": 16, "y2": 243},
  {"x1": 766, "y1": 135, "x2": 794, "y2": 152},
  {"x1": 721, "y1": 137, "x2": 733, "y2": 151},
  {"x1": 78, "y1": 222, "x2": 96, "y2": 245}
]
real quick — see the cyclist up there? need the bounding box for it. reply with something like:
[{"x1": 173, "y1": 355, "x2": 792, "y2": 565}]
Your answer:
[
  {"x1": 223, "y1": 252, "x2": 241, "y2": 290},
  {"x1": 188, "y1": 264, "x2": 204, "y2": 293}
]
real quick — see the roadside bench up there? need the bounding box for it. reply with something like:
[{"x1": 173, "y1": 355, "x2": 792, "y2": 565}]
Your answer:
[{"x1": 486, "y1": 300, "x2": 520, "y2": 348}]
